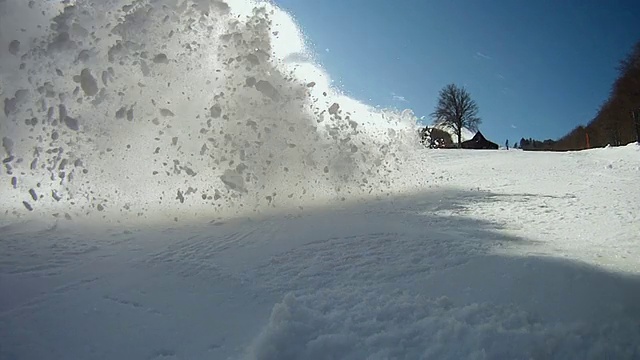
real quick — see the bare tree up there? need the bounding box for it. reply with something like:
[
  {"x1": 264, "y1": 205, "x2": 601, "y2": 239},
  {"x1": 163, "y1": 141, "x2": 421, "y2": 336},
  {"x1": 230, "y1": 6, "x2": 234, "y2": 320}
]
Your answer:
[{"x1": 431, "y1": 84, "x2": 481, "y2": 147}]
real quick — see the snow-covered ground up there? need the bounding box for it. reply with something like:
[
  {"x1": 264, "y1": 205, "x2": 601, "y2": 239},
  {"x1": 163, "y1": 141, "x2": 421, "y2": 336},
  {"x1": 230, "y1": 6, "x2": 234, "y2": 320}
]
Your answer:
[
  {"x1": 2, "y1": 145, "x2": 640, "y2": 360},
  {"x1": 2, "y1": 0, "x2": 640, "y2": 359}
]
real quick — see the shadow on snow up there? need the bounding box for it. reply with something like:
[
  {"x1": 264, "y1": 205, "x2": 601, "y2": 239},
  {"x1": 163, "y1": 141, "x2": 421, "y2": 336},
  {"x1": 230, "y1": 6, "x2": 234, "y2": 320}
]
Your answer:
[{"x1": 1, "y1": 187, "x2": 639, "y2": 360}]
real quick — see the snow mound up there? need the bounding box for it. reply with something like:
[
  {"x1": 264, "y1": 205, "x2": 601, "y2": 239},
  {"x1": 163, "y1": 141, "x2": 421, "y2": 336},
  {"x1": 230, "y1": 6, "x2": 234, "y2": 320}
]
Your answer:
[{"x1": 248, "y1": 290, "x2": 640, "y2": 360}]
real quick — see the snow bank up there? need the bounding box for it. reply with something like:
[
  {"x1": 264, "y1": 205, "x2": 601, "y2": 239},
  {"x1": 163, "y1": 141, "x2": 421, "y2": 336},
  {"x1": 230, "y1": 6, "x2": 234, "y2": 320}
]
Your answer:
[{"x1": 248, "y1": 289, "x2": 640, "y2": 360}]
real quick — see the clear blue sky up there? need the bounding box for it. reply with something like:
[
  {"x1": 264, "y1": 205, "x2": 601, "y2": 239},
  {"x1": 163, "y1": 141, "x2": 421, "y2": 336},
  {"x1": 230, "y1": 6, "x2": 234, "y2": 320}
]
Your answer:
[{"x1": 274, "y1": 0, "x2": 640, "y2": 144}]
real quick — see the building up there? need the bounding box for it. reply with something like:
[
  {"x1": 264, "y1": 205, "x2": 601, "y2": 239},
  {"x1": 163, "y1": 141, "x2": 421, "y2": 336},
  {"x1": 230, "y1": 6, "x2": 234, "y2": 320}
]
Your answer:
[{"x1": 461, "y1": 131, "x2": 499, "y2": 150}]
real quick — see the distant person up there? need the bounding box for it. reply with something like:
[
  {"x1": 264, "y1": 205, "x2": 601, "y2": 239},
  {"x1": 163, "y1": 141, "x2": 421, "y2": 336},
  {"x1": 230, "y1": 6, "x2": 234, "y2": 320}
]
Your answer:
[{"x1": 505, "y1": 139, "x2": 509, "y2": 150}]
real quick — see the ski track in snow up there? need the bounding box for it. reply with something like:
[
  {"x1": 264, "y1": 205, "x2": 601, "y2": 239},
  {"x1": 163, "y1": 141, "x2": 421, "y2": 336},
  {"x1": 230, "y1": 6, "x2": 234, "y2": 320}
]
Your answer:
[{"x1": 1, "y1": 147, "x2": 640, "y2": 359}]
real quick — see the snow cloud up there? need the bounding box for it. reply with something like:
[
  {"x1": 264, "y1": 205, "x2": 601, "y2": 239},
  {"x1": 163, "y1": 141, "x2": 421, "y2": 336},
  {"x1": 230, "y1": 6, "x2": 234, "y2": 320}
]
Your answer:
[{"x1": 0, "y1": 0, "x2": 425, "y2": 222}]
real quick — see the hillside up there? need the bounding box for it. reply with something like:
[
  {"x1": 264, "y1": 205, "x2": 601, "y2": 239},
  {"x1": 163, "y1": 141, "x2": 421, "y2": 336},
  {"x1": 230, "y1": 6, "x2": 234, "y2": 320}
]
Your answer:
[{"x1": 523, "y1": 40, "x2": 640, "y2": 151}]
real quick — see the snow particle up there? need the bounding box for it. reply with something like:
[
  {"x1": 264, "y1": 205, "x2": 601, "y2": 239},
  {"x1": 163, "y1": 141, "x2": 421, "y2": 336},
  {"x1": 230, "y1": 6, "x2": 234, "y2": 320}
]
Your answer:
[
  {"x1": 101, "y1": 71, "x2": 109, "y2": 86},
  {"x1": 59, "y1": 104, "x2": 68, "y2": 122},
  {"x1": 23, "y1": 201, "x2": 33, "y2": 211},
  {"x1": 255, "y1": 80, "x2": 279, "y2": 101},
  {"x1": 328, "y1": 103, "x2": 340, "y2": 115},
  {"x1": 64, "y1": 116, "x2": 79, "y2": 131},
  {"x1": 160, "y1": 109, "x2": 175, "y2": 117},
  {"x1": 8, "y1": 40, "x2": 20, "y2": 55},
  {"x1": 115, "y1": 107, "x2": 126, "y2": 119},
  {"x1": 220, "y1": 170, "x2": 246, "y2": 192},
  {"x1": 80, "y1": 68, "x2": 99, "y2": 96},
  {"x1": 153, "y1": 53, "x2": 169, "y2": 64},
  {"x1": 140, "y1": 60, "x2": 150, "y2": 76},
  {"x1": 210, "y1": 104, "x2": 222, "y2": 118},
  {"x1": 2, "y1": 137, "x2": 13, "y2": 155}
]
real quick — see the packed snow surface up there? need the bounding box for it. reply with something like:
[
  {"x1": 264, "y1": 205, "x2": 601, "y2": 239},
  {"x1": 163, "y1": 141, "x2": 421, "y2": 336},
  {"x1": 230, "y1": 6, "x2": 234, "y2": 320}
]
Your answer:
[
  {"x1": 2, "y1": 145, "x2": 640, "y2": 360},
  {"x1": 2, "y1": 0, "x2": 640, "y2": 359}
]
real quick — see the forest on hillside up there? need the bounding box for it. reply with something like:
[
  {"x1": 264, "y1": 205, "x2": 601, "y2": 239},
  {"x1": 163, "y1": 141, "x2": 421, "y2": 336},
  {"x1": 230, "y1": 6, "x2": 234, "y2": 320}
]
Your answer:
[{"x1": 522, "y1": 40, "x2": 640, "y2": 151}]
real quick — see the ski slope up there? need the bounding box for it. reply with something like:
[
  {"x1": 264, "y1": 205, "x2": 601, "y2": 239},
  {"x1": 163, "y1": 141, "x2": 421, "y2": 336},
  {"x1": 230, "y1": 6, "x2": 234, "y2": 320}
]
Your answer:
[
  {"x1": 1, "y1": 0, "x2": 640, "y2": 358},
  {"x1": 2, "y1": 145, "x2": 640, "y2": 360}
]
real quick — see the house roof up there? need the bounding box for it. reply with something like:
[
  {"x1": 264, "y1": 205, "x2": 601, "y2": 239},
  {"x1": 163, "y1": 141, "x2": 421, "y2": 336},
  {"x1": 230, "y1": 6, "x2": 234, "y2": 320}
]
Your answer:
[
  {"x1": 461, "y1": 131, "x2": 499, "y2": 149},
  {"x1": 468, "y1": 131, "x2": 488, "y2": 142}
]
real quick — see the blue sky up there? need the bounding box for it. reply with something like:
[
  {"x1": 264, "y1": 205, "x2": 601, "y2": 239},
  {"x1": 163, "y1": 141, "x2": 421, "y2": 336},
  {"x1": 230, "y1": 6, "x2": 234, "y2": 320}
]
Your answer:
[{"x1": 274, "y1": 0, "x2": 640, "y2": 144}]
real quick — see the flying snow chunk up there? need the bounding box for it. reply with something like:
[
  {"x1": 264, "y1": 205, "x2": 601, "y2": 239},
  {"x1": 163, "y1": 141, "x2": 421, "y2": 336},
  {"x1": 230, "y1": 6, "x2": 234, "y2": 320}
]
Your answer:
[
  {"x1": 2, "y1": 137, "x2": 14, "y2": 155},
  {"x1": 153, "y1": 53, "x2": 169, "y2": 64},
  {"x1": 29, "y1": 189, "x2": 38, "y2": 201},
  {"x1": 9, "y1": 40, "x2": 20, "y2": 55},
  {"x1": 220, "y1": 170, "x2": 246, "y2": 192},
  {"x1": 64, "y1": 116, "x2": 79, "y2": 131},
  {"x1": 255, "y1": 80, "x2": 280, "y2": 101},
  {"x1": 328, "y1": 103, "x2": 340, "y2": 115},
  {"x1": 4, "y1": 90, "x2": 29, "y2": 116},
  {"x1": 80, "y1": 68, "x2": 99, "y2": 96},
  {"x1": 160, "y1": 109, "x2": 175, "y2": 117},
  {"x1": 210, "y1": 104, "x2": 222, "y2": 118}
]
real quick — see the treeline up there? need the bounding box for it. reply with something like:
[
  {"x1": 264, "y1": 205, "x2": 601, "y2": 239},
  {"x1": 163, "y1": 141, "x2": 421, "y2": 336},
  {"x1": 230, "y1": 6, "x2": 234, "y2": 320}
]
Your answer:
[
  {"x1": 518, "y1": 138, "x2": 556, "y2": 151},
  {"x1": 525, "y1": 40, "x2": 640, "y2": 151}
]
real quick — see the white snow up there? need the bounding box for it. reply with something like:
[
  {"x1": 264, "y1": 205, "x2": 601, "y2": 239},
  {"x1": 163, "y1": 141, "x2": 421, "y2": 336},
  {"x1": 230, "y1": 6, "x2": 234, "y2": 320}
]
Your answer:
[
  {"x1": 2, "y1": 146, "x2": 640, "y2": 359},
  {"x1": 1, "y1": 0, "x2": 640, "y2": 359}
]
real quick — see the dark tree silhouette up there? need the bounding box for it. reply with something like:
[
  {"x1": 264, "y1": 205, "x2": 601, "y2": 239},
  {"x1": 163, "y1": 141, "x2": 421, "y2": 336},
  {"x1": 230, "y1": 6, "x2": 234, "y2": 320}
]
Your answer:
[{"x1": 431, "y1": 84, "x2": 481, "y2": 147}]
